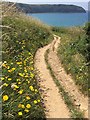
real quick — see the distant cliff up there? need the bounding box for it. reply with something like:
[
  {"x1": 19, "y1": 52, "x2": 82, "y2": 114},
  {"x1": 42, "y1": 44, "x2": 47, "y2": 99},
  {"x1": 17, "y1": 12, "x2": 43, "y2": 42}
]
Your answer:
[{"x1": 16, "y1": 3, "x2": 86, "y2": 13}]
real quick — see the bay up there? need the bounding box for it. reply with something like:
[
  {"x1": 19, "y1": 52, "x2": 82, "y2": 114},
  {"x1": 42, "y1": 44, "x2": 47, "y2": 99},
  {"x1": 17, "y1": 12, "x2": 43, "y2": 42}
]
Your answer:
[{"x1": 28, "y1": 12, "x2": 88, "y2": 27}]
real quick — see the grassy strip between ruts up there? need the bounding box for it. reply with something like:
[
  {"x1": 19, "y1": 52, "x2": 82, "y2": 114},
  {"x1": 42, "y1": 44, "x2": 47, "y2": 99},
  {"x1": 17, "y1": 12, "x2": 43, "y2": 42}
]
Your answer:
[{"x1": 45, "y1": 49, "x2": 85, "y2": 119}]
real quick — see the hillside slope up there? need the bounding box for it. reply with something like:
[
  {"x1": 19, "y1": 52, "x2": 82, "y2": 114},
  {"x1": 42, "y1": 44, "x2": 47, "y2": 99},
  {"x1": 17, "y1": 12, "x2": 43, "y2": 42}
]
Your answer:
[
  {"x1": 16, "y1": 3, "x2": 86, "y2": 13},
  {"x1": 2, "y1": 3, "x2": 52, "y2": 119}
]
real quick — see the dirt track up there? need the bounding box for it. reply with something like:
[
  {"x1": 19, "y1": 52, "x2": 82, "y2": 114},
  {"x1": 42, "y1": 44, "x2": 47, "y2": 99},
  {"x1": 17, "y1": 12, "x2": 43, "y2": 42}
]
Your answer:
[{"x1": 34, "y1": 35, "x2": 88, "y2": 118}]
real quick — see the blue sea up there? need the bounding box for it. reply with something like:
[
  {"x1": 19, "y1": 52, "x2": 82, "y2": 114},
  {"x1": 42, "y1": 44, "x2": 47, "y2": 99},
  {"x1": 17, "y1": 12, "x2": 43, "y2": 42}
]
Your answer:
[{"x1": 28, "y1": 12, "x2": 88, "y2": 27}]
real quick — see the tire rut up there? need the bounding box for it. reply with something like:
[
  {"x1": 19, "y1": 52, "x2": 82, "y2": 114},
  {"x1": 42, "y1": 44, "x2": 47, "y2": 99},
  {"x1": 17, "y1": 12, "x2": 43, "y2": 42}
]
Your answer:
[
  {"x1": 48, "y1": 35, "x2": 88, "y2": 118},
  {"x1": 34, "y1": 38, "x2": 70, "y2": 118}
]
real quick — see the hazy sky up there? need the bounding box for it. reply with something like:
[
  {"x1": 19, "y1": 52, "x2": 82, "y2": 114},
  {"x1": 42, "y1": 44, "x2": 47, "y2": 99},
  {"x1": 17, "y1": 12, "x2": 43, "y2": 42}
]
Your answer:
[{"x1": 4, "y1": 0, "x2": 89, "y2": 10}]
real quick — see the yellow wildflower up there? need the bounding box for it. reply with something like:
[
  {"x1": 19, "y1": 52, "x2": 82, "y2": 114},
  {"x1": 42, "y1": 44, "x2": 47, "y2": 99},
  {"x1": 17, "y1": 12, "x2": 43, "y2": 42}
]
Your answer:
[
  {"x1": 28, "y1": 52, "x2": 32, "y2": 55},
  {"x1": 24, "y1": 69, "x2": 27, "y2": 73},
  {"x1": 24, "y1": 109, "x2": 29, "y2": 113},
  {"x1": 34, "y1": 100, "x2": 37, "y2": 104},
  {"x1": 1, "y1": 77, "x2": 5, "y2": 80},
  {"x1": 31, "y1": 67, "x2": 34, "y2": 70},
  {"x1": 21, "y1": 104, "x2": 25, "y2": 109},
  {"x1": 8, "y1": 68, "x2": 15, "y2": 72},
  {"x1": 18, "y1": 90, "x2": 23, "y2": 94},
  {"x1": 11, "y1": 68, "x2": 16, "y2": 71},
  {"x1": 18, "y1": 112, "x2": 22, "y2": 116},
  {"x1": 38, "y1": 100, "x2": 40, "y2": 103},
  {"x1": 26, "y1": 104, "x2": 31, "y2": 109},
  {"x1": 3, "y1": 83, "x2": 8, "y2": 87},
  {"x1": 19, "y1": 73, "x2": 24, "y2": 77},
  {"x1": 30, "y1": 73, "x2": 34, "y2": 78},
  {"x1": 24, "y1": 61, "x2": 26, "y2": 65},
  {"x1": 35, "y1": 89, "x2": 38, "y2": 92},
  {"x1": 8, "y1": 69, "x2": 12, "y2": 73},
  {"x1": 14, "y1": 85, "x2": 19, "y2": 89},
  {"x1": 28, "y1": 81, "x2": 30, "y2": 84},
  {"x1": 8, "y1": 78, "x2": 12, "y2": 81},
  {"x1": 25, "y1": 75, "x2": 29, "y2": 78},
  {"x1": 7, "y1": 66, "x2": 10, "y2": 69},
  {"x1": 18, "y1": 82, "x2": 21, "y2": 85},
  {"x1": 18, "y1": 104, "x2": 22, "y2": 108},
  {"x1": 3, "y1": 95, "x2": 9, "y2": 101},
  {"x1": 26, "y1": 96, "x2": 30, "y2": 100},
  {"x1": 29, "y1": 86, "x2": 34, "y2": 91},
  {"x1": 16, "y1": 79, "x2": 20, "y2": 82},
  {"x1": 16, "y1": 62, "x2": 22, "y2": 65}
]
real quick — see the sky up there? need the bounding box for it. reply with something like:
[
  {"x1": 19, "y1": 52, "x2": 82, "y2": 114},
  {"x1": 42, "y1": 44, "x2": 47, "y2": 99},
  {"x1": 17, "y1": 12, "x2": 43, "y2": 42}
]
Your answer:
[{"x1": 4, "y1": 0, "x2": 89, "y2": 10}]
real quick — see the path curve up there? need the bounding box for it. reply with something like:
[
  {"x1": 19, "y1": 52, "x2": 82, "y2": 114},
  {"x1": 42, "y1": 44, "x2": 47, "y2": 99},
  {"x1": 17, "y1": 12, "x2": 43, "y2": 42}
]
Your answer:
[
  {"x1": 48, "y1": 35, "x2": 88, "y2": 118},
  {"x1": 34, "y1": 38, "x2": 70, "y2": 118}
]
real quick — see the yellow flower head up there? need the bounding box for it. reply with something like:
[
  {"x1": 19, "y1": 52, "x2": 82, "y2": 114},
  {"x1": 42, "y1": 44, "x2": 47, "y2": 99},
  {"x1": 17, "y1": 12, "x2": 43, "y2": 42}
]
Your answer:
[
  {"x1": 18, "y1": 112, "x2": 23, "y2": 116},
  {"x1": 24, "y1": 109, "x2": 29, "y2": 113},
  {"x1": 26, "y1": 104, "x2": 31, "y2": 109},
  {"x1": 35, "y1": 89, "x2": 38, "y2": 92},
  {"x1": 19, "y1": 73, "x2": 24, "y2": 77},
  {"x1": 7, "y1": 66, "x2": 10, "y2": 69},
  {"x1": 11, "y1": 68, "x2": 16, "y2": 71},
  {"x1": 21, "y1": 104, "x2": 25, "y2": 109},
  {"x1": 38, "y1": 100, "x2": 40, "y2": 103},
  {"x1": 16, "y1": 79, "x2": 20, "y2": 82},
  {"x1": 8, "y1": 78, "x2": 12, "y2": 81},
  {"x1": 14, "y1": 85, "x2": 19, "y2": 89},
  {"x1": 8, "y1": 68, "x2": 15, "y2": 73},
  {"x1": 26, "y1": 96, "x2": 30, "y2": 100},
  {"x1": 30, "y1": 73, "x2": 34, "y2": 78},
  {"x1": 28, "y1": 81, "x2": 30, "y2": 84},
  {"x1": 18, "y1": 90, "x2": 23, "y2": 94},
  {"x1": 24, "y1": 69, "x2": 27, "y2": 73},
  {"x1": 18, "y1": 104, "x2": 22, "y2": 108},
  {"x1": 34, "y1": 100, "x2": 37, "y2": 104},
  {"x1": 3, "y1": 83, "x2": 8, "y2": 87},
  {"x1": 16, "y1": 62, "x2": 22, "y2": 65},
  {"x1": 8, "y1": 70, "x2": 12, "y2": 73},
  {"x1": 18, "y1": 82, "x2": 21, "y2": 85},
  {"x1": 3, "y1": 95, "x2": 9, "y2": 101},
  {"x1": 1, "y1": 77, "x2": 5, "y2": 80},
  {"x1": 31, "y1": 67, "x2": 34, "y2": 70},
  {"x1": 29, "y1": 86, "x2": 34, "y2": 91}
]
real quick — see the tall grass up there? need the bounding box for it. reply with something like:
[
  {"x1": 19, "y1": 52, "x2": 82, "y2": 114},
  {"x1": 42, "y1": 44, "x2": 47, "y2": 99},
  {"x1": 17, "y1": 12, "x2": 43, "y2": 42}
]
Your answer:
[{"x1": 2, "y1": 2, "x2": 52, "y2": 119}]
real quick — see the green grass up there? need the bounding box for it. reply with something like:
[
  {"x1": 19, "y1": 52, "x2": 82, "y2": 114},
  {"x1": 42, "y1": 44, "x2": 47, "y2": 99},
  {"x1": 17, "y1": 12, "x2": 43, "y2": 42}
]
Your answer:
[
  {"x1": 52, "y1": 26, "x2": 89, "y2": 95},
  {"x1": 45, "y1": 49, "x2": 84, "y2": 119},
  {"x1": 2, "y1": 3, "x2": 53, "y2": 119}
]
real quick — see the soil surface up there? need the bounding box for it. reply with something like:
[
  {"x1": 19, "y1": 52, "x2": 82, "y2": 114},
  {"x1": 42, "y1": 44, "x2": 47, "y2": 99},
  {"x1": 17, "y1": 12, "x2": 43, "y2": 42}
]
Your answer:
[
  {"x1": 48, "y1": 35, "x2": 88, "y2": 118},
  {"x1": 34, "y1": 35, "x2": 88, "y2": 118}
]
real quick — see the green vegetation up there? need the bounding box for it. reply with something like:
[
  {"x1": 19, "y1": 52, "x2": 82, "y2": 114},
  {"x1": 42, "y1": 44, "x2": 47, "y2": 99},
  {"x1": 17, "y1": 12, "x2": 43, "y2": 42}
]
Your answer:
[
  {"x1": 45, "y1": 49, "x2": 84, "y2": 119},
  {"x1": 52, "y1": 26, "x2": 89, "y2": 95},
  {"x1": 1, "y1": 2, "x2": 89, "y2": 119},
  {"x1": 2, "y1": 3, "x2": 52, "y2": 119}
]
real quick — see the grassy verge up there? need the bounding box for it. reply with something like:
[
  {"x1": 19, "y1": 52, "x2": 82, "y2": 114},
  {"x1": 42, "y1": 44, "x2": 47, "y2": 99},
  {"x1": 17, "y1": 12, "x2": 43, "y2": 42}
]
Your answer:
[
  {"x1": 51, "y1": 26, "x2": 88, "y2": 95},
  {"x1": 45, "y1": 49, "x2": 84, "y2": 119},
  {"x1": 2, "y1": 3, "x2": 53, "y2": 119}
]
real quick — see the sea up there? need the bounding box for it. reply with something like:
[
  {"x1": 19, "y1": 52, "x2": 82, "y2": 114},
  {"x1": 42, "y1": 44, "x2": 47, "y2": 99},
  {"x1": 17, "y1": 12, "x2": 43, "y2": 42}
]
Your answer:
[{"x1": 28, "y1": 12, "x2": 88, "y2": 27}]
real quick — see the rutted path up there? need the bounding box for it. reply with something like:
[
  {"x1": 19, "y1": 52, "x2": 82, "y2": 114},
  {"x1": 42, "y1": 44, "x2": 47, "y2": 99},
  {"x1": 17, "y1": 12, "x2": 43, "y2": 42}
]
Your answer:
[
  {"x1": 34, "y1": 38, "x2": 70, "y2": 118},
  {"x1": 48, "y1": 35, "x2": 88, "y2": 118},
  {"x1": 34, "y1": 35, "x2": 88, "y2": 118}
]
